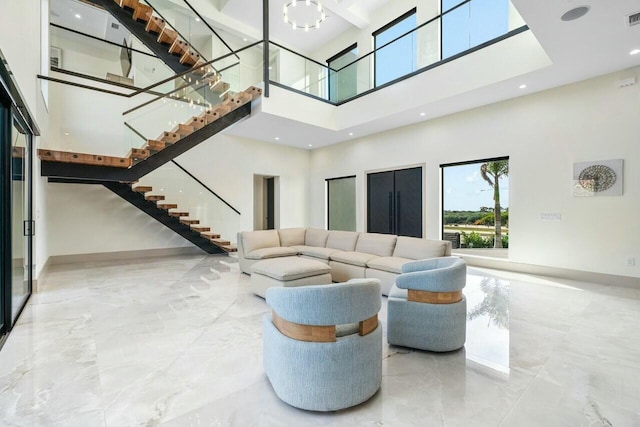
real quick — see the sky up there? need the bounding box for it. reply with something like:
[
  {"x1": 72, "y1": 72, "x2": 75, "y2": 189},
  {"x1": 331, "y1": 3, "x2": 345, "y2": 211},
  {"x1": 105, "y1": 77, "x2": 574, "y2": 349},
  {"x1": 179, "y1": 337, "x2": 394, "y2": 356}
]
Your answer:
[
  {"x1": 443, "y1": 162, "x2": 510, "y2": 211},
  {"x1": 374, "y1": 0, "x2": 510, "y2": 86}
]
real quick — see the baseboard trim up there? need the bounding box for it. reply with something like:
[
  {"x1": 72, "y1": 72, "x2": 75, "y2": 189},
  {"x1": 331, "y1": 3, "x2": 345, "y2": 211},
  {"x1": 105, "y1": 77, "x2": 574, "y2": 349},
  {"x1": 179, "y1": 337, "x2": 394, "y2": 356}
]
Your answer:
[
  {"x1": 33, "y1": 258, "x2": 52, "y2": 293},
  {"x1": 48, "y1": 246, "x2": 206, "y2": 265},
  {"x1": 456, "y1": 253, "x2": 640, "y2": 288}
]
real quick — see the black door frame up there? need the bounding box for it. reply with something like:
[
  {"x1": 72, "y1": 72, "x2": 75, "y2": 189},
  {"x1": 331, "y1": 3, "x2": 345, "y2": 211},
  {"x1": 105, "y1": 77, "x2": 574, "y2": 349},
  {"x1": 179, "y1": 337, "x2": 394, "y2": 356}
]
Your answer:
[
  {"x1": 365, "y1": 165, "x2": 424, "y2": 238},
  {"x1": 0, "y1": 49, "x2": 39, "y2": 349}
]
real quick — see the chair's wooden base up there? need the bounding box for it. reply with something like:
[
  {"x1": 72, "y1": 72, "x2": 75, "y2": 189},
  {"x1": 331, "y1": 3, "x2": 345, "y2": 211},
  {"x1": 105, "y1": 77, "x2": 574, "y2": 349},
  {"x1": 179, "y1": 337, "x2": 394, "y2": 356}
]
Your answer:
[
  {"x1": 408, "y1": 290, "x2": 462, "y2": 304},
  {"x1": 272, "y1": 312, "x2": 378, "y2": 343}
]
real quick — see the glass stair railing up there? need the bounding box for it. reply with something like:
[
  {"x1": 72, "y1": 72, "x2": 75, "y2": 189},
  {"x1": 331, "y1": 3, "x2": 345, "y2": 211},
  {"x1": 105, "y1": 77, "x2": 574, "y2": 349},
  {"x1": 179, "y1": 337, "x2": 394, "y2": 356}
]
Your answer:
[
  {"x1": 39, "y1": 43, "x2": 264, "y2": 176},
  {"x1": 131, "y1": 160, "x2": 242, "y2": 252}
]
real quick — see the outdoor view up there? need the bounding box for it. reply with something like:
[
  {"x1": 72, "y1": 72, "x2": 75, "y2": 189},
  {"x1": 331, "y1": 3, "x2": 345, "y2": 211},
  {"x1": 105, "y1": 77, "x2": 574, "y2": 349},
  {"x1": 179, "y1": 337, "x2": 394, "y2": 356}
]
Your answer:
[{"x1": 442, "y1": 159, "x2": 509, "y2": 257}]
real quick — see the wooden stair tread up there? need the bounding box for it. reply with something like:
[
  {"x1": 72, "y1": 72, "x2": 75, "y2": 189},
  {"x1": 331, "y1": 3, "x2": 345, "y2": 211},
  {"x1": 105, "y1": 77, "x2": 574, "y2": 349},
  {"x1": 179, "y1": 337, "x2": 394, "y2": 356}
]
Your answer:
[
  {"x1": 180, "y1": 218, "x2": 200, "y2": 225},
  {"x1": 38, "y1": 149, "x2": 131, "y2": 168},
  {"x1": 168, "y1": 211, "x2": 189, "y2": 217},
  {"x1": 201, "y1": 232, "x2": 221, "y2": 239},
  {"x1": 132, "y1": 185, "x2": 152, "y2": 193},
  {"x1": 191, "y1": 225, "x2": 210, "y2": 232},
  {"x1": 157, "y1": 203, "x2": 178, "y2": 209},
  {"x1": 210, "y1": 238, "x2": 231, "y2": 246},
  {"x1": 221, "y1": 245, "x2": 237, "y2": 253},
  {"x1": 145, "y1": 194, "x2": 165, "y2": 201},
  {"x1": 157, "y1": 27, "x2": 178, "y2": 45},
  {"x1": 132, "y1": 3, "x2": 153, "y2": 22},
  {"x1": 145, "y1": 15, "x2": 165, "y2": 34}
]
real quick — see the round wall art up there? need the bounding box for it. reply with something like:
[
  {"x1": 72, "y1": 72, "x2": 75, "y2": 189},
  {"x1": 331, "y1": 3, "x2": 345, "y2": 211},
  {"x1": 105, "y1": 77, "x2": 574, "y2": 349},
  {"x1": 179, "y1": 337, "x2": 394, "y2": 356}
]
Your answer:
[
  {"x1": 573, "y1": 159, "x2": 623, "y2": 197},
  {"x1": 578, "y1": 164, "x2": 616, "y2": 192}
]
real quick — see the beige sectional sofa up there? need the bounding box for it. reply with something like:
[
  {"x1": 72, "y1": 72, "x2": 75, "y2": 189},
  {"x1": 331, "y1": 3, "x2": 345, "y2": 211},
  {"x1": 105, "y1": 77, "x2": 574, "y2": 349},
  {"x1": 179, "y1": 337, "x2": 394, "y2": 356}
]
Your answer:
[{"x1": 237, "y1": 228, "x2": 452, "y2": 295}]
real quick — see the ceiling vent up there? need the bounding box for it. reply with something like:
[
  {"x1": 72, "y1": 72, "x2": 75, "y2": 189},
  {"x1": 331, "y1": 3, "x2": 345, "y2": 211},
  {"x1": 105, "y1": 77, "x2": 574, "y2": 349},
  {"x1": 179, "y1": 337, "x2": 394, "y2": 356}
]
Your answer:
[
  {"x1": 627, "y1": 11, "x2": 640, "y2": 27},
  {"x1": 111, "y1": 22, "x2": 120, "y2": 29}
]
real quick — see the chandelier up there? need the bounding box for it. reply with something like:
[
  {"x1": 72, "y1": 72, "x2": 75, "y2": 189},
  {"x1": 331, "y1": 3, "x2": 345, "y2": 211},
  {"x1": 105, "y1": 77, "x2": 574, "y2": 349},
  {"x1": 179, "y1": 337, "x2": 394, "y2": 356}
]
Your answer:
[{"x1": 283, "y1": 0, "x2": 327, "y2": 31}]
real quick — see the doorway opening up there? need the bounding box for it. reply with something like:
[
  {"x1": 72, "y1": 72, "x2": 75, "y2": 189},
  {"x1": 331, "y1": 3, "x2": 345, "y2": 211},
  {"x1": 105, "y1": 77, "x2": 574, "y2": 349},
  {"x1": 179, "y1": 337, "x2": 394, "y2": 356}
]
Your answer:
[{"x1": 253, "y1": 175, "x2": 279, "y2": 230}]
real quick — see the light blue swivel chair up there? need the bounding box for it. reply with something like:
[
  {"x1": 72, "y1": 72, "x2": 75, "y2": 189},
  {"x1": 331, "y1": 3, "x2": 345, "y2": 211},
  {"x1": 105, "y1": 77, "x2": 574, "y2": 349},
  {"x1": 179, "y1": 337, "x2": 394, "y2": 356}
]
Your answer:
[
  {"x1": 387, "y1": 257, "x2": 467, "y2": 352},
  {"x1": 263, "y1": 279, "x2": 382, "y2": 411}
]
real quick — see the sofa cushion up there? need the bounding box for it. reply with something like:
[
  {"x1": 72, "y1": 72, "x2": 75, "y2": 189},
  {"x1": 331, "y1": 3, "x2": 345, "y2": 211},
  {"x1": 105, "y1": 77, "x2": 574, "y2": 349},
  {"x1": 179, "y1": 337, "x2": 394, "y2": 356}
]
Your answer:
[
  {"x1": 355, "y1": 233, "x2": 397, "y2": 257},
  {"x1": 330, "y1": 251, "x2": 379, "y2": 268},
  {"x1": 326, "y1": 231, "x2": 359, "y2": 251},
  {"x1": 393, "y1": 236, "x2": 448, "y2": 260},
  {"x1": 278, "y1": 228, "x2": 306, "y2": 247},
  {"x1": 252, "y1": 257, "x2": 331, "y2": 281},
  {"x1": 367, "y1": 256, "x2": 413, "y2": 274},
  {"x1": 292, "y1": 245, "x2": 341, "y2": 260},
  {"x1": 245, "y1": 246, "x2": 299, "y2": 260},
  {"x1": 242, "y1": 230, "x2": 280, "y2": 254},
  {"x1": 305, "y1": 228, "x2": 329, "y2": 247}
]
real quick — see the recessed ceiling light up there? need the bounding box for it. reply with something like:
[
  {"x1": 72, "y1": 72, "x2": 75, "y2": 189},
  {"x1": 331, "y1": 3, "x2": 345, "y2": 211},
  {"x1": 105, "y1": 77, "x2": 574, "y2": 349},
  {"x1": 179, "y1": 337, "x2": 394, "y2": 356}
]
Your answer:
[
  {"x1": 274, "y1": 137, "x2": 280, "y2": 140},
  {"x1": 420, "y1": 112, "x2": 426, "y2": 116},
  {"x1": 243, "y1": 38, "x2": 248, "y2": 42},
  {"x1": 348, "y1": 132, "x2": 354, "y2": 136},
  {"x1": 630, "y1": 49, "x2": 640, "y2": 55},
  {"x1": 519, "y1": 84, "x2": 527, "y2": 89},
  {"x1": 308, "y1": 144, "x2": 313, "y2": 147},
  {"x1": 268, "y1": 66, "x2": 273, "y2": 70},
  {"x1": 195, "y1": 17, "x2": 201, "y2": 22},
  {"x1": 64, "y1": 132, "x2": 69, "y2": 136},
  {"x1": 561, "y1": 6, "x2": 590, "y2": 22},
  {"x1": 74, "y1": 13, "x2": 81, "y2": 19}
]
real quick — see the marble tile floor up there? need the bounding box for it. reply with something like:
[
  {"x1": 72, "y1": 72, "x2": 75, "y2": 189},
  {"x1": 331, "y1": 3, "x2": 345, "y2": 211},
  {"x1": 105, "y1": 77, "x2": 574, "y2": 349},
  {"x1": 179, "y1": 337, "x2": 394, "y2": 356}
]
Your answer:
[{"x1": 0, "y1": 254, "x2": 639, "y2": 427}]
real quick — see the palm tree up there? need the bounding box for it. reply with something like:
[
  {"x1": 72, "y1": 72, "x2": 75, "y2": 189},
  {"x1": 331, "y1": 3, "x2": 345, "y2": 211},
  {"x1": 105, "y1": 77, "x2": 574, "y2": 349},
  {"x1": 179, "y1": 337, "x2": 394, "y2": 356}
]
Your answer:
[{"x1": 480, "y1": 160, "x2": 509, "y2": 248}]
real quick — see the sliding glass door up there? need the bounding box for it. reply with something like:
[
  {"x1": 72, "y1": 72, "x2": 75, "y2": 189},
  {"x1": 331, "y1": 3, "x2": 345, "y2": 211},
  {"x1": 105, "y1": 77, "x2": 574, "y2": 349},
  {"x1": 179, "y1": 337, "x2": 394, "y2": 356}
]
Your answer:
[
  {"x1": 10, "y1": 119, "x2": 32, "y2": 321},
  {"x1": 1, "y1": 49, "x2": 36, "y2": 345}
]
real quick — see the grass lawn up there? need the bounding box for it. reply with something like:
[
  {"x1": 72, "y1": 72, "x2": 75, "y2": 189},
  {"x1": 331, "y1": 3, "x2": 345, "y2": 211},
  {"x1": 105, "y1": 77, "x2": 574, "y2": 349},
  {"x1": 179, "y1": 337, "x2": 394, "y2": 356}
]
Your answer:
[{"x1": 444, "y1": 224, "x2": 509, "y2": 236}]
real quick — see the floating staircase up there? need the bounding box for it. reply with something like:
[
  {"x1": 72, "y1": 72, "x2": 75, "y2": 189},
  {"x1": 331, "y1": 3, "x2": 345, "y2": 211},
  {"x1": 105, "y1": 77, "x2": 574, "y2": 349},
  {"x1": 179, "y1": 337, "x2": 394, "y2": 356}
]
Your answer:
[
  {"x1": 39, "y1": 86, "x2": 261, "y2": 182},
  {"x1": 44, "y1": 0, "x2": 256, "y2": 255},
  {"x1": 103, "y1": 182, "x2": 236, "y2": 254}
]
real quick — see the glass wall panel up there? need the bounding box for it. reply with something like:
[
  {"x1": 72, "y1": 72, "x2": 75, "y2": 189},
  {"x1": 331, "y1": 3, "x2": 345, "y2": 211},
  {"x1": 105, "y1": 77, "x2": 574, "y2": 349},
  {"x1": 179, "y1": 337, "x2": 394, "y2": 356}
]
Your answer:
[
  {"x1": 442, "y1": 0, "x2": 509, "y2": 59},
  {"x1": 328, "y1": 45, "x2": 357, "y2": 102},
  {"x1": 10, "y1": 120, "x2": 30, "y2": 321},
  {"x1": 327, "y1": 176, "x2": 356, "y2": 231},
  {"x1": 374, "y1": 11, "x2": 417, "y2": 86}
]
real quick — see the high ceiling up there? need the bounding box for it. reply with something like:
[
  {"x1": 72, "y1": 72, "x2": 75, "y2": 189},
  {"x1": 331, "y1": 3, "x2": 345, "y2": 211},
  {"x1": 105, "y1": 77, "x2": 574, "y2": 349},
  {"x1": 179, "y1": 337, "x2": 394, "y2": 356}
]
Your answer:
[
  {"x1": 219, "y1": 0, "x2": 389, "y2": 52},
  {"x1": 222, "y1": 0, "x2": 640, "y2": 149}
]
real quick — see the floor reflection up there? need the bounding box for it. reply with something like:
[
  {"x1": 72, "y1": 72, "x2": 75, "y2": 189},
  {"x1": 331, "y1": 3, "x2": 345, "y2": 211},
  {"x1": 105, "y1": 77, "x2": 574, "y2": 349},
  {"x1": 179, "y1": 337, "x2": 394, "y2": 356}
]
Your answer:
[{"x1": 465, "y1": 271, "x2": 511, "y2": 374}]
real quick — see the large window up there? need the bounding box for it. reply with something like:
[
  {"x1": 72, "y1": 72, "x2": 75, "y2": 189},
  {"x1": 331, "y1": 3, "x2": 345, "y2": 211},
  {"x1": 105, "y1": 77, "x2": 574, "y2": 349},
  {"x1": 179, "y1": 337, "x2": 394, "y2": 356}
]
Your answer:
[
  {"x1": 327, "y1": 176, "x2": 356, "y2": 231},
  {"x1": 373, "y1": 9, "x2": 417, "y2": 87},
  {"x1": 442, "y1": 0, "x2": 510, "y2": 59},
  {"x1": 441, "y1": 158, "x2": 509, "y2": 256},
  {"x1": 327, "y1": 44, "x2": 358, "y2": 102}
]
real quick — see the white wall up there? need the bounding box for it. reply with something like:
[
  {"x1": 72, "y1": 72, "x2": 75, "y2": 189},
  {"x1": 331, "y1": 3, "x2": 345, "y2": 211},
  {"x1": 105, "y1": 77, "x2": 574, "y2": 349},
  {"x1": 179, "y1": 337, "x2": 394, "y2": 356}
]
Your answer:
[
  {"x1": 0, "y1": 0, "x2": 52, "y2": 279},
  {"x1": 176, "y1": 133, "x2": 310, "y2": 234},
  {"x1": 46, "y1": 183, "x2": 194, "y2": 256},
  {"x1": 309, "y1": 70, "x2": 640, "y2": 279}
]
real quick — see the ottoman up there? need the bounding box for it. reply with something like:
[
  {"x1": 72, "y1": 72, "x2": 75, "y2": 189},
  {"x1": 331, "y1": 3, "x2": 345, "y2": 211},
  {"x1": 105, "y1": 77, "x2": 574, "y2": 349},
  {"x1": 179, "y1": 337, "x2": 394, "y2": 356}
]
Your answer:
[{"x1": 250, "y1": 258, "x2": 332, "y2": 298}]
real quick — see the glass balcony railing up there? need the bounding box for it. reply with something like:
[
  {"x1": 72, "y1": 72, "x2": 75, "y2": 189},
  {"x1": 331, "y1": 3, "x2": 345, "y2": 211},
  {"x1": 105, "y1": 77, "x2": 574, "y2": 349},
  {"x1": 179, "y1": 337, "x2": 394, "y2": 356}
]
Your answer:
[
  {"x1": 135, "y1": 160, "x2": 241, "y2": 245},
  {"x1": 49, "y1": 23, "x2": 175, "y2": 87},
  {"x1": 269, "y1": 0, "x2": 527, "y2": 104}
]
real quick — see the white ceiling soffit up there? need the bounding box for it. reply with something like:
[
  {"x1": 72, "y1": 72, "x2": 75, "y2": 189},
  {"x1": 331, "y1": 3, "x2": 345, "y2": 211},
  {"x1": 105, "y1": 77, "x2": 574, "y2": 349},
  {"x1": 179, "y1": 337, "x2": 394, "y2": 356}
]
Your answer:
[{"x1": 225, "y1": 0, "x2": 640, "y2": 149}]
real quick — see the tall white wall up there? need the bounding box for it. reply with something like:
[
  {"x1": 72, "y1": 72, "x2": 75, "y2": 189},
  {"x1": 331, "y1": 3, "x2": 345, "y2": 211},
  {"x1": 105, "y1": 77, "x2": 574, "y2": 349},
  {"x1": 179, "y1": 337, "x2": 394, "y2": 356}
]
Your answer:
[
  {"x1": 309, "y1": 70, "x2": 640, "y2": 279},
  {"x1": 0, "y1": 0, "x2": 51, "y2": 279}
]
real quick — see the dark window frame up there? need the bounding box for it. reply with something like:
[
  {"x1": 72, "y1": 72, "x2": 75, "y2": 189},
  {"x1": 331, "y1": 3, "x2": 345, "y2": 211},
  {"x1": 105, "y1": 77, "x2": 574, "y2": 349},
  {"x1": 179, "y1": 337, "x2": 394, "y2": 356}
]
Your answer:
[
  {"x1": 440, "y1": 155, "x2": 510, "y2": 242},
  {"x1": 326, "y1": 175, "x2": 356, "y2": 231}
]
